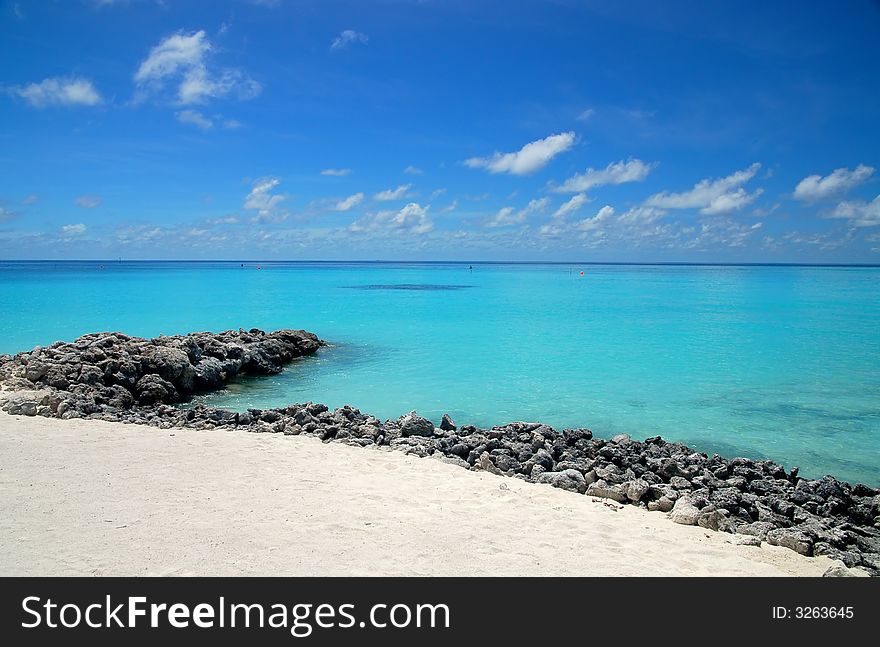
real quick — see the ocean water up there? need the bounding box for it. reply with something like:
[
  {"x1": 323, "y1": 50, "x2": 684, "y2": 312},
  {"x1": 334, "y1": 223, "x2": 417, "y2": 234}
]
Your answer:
[{"x1": 1, "y1": 260, "x2": 878, "y2": 486}]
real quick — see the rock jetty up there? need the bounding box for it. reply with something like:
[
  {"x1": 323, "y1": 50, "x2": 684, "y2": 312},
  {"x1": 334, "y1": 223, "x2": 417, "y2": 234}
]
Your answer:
[{"x1": 1, "y1": 328, "x2": 877, "y2": 576}]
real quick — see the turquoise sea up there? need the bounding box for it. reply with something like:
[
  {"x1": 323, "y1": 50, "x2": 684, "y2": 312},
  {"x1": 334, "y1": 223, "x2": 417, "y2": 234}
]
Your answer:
[{"x1": 1, "y1": 261, "x2": 878, "y2": 486}]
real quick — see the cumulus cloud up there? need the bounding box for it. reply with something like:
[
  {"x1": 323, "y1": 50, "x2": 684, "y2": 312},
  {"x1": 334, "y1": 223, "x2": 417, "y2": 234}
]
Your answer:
[
  {"x1": 576, "y1": 108, "x2": 594, "y2": 121},
  {"x1": 828, "y1": 195, "x2": 880, "y2": 227},
  {"x1": 554, "y1": 158, "x2": 654, "y2": 194},
  {"x1": 553, "y1": 193, "x2": 591, "y2": 219},
  {"x1": 645, "y1": 163, "x2": 762, "y2": 215},
  {"x1": 575, "y1": 205, "x2": 615, "y2": 231},
  {"x1": 335, "y1": 192, "x2": 364, "y2": 211},
  {"x1": 176, "y1": 109, "x2": 213, "y2": 129},
  {"x1": 793, "y1": 164, "x2": 875, "y2": 202},
  {"x1": 22, "y1": 194, "x2": 39, "y2": 205},
  {"x1": 403, "y1": 165, "x2": 423, "y2": 175},
  {"x1": 61, "y1": 223, "x2": 86, "y2": 235},
  {"x1": 350, "y1": 202, "x2": 433, "y2": 235},
  {"x1": 465, "y1": 132, "x2": 575, "y2": 176},
  {"x1": 373, "y1": 184, "x2": 412, "y2": 201},
  {"x1": 617, "y1": 205, "x2": 667, "y2": 225},
  {"x1": 686, "y1": 219, "x2": 763, "y2": 249},
  {"x1": 487, "y1": 197, "x2": 549, "y2": 227},
  {"x1": 331, "y1": 30, "x2": 368, "y2": 51},
  {"x1": 134, "y1": 30, "x2": 261, "y2": 105},
  {"x1": 243, "y1": 177, "x2": 287, "y2": 222},
  {"x1": 9, "y1": 77, "x2": 102, "y2": 108},
  {"x1": 321, "y1": 168, "x2": 351, "y2": 177},
  {"x1": 0, "y1": 206, "x2": 16, "y2": 222},
  {"x1": 75, "y1": 195, "x2": 103, "y2": 209}
]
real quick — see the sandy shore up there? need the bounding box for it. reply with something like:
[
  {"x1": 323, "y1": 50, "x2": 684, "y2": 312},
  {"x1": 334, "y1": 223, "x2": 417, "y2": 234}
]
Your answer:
[{"x1": 0, "y1": 414, "x2": 834, "y2": 576}]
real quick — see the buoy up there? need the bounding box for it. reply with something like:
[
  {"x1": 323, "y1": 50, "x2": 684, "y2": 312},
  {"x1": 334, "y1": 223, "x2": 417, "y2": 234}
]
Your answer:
[{"x1": 579, "y1": 271, "x2": 584, "y2": 276}]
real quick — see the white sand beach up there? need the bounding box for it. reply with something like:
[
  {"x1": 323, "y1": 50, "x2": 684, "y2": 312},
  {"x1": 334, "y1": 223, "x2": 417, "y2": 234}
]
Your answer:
[{"x1": 0, "y1": 414, "x2": 834, "y2": 577}]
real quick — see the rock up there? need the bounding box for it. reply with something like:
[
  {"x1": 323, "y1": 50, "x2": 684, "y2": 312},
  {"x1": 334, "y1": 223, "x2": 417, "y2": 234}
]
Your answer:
[
  {"x1": 738, "y1": 521, "x2": 776, "y2": 541},
  {"x1": 439, "y1": 413, "x2": 456, "y2": 432},
  {"x1": 474, "y1": 452, "x2": 503, "y2": 475},
  {"x1": 586, "y1": 480, "x2": 627, "y2": 503},
  {"x1": 193, "y1": 357, "x2": 225, "y2": 390},
  {"x1": 669, "y1": 496, "x2": 701, "y2": 525},
  {"x1": 145, "y1": 346, "x2": 195, "y2": 391},
  {"x1": 648, "y1": 496, "x2": 675, "y2": 513},
  {"x1": 537, "y1": 469, "x2": 587, "y2": 494},
  {"x1": 766, "y1": 528, "x2": 813, "y2": 556},
  {"x1": 822, "y1": 561, "x2": 870, "y2": 577},
  {"x1": 135, "y1": 374, "x2": 178, "y2": 405},
  {"x1": 735, "y1": 536, "x2": 762, "y2": 547},
  {"x1": 398, "y1": 411, "x2": 435, "y2": 437},
  {"x1": 697, "y1": 510, "x2": 734, "y2": 533},
  {"x1": 623, "y1": 478, "x2": 650, "y2": 503}
]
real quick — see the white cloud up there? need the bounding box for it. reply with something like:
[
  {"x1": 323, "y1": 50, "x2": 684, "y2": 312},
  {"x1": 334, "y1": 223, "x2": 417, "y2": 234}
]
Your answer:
[
  {"x1": 403, "y1": 165, "x2": 423, "y2": 175},
  {"x1": 0, "y1": 207, "x2": 16, "y2": 222},
  {"x1": 553, "y1": 193, "x2": 591, "y2": 219},
  {"x1": 828, "y1": 195, "x2": 880, "y2": 227},
  {"x1": 487, "y1": 197, "x2": 549, "y2": 227},
  {"x1": 618, "y1": 205, "x2": 666, "y2": 225},
  {"x1": 554, "y1": 158, "x2": 653, "y2": 193},
  {"x1": 206, "y1": 216, "x2": 239, "y2": 225},
  {"x1": 11, "y1": 77, "x2": 102, "y2": 108},
  {"x1": 243, "y1": 177, "x2": 287, "y2": 222},
  {"x1": 465, "y1": 132, "x2": 576, "y2": 176},
  {"x1": 321, "y1": 168, "x2": 351, "y2": 177},
  {"x1": 686, "y1": 219, "x2": 763, "y2": 249},
  {"x1": 576, "y1": 108, "x2": 594, "y2": 121},
  {"x1": 134, "y1": 30, "x2": 260, "y2": 105},
  {"x1": 350, "y1": 202, "x2": 433, "y2": 235},
  {"x1": 793, "y1": 164, "x2": 875, "y2": 202},
  {"x1": 331, "y1": 30, "x2": 368, "y2": 51},
  {"x1": 75, "y1": 195, "x2": 103, "y2": 209},
  {"x1": 176, "y1": 109, "x2": 213, "y2": 130},
  {"x1": 22, "y1": 194, "x2": 39, "y2": 205},
  {"x1": 645, "y1": 163, "x2": 762, "y2": 215},
  {"x1": 374, "y1": 184, "x2": 412, "y2": 201},
  {"x1": 61, "y1": 223, "x2": 86, "y2": 235},
  {"x1": 701, "y1": 187, "x2": 764, "y2": 215},
  {"x1": 335, "y1": 192, "x2": 364, "y2": 211},
  {"x1": 575, "y1": 205, "x2": 615, "y2": 231}
]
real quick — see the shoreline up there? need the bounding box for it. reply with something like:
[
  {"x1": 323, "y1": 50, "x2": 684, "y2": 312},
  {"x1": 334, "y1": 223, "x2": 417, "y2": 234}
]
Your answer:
[
  {"x1": 1, "y1": 328, "x2": 878, "y2": 576},
  {"x1": 0, "y1": 414, "x2": 841, "y2": 577}
]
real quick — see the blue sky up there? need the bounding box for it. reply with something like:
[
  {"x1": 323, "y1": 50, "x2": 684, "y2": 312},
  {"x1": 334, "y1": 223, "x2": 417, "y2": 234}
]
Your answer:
[{"x1": 1, "y1": 0, "x2": 879, "y2": 261}]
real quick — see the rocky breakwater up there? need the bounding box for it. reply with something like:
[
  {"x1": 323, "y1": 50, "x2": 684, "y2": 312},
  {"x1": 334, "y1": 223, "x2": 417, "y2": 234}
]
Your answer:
[
  {"x1": 0, "y1": 328, "x2": 324, "y2": 419},
  {"x1": 1, "y1": 329, "x2": 878, "y2": 576}
]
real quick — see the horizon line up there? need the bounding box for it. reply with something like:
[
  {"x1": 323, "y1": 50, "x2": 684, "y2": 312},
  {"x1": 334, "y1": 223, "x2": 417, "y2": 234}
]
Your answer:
[{"x1": 3, "y1": 259, "x2": 880, "y2": 268}]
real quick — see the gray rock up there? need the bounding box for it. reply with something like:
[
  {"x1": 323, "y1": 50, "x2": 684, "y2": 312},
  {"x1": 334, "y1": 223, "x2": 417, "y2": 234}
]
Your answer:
[
  {"x1": 669, "y1": 496, "x2": 701, "y2": 525},
  {"x1": 537, "y1": 469, "x2": 587, "y2": 494},
  {"x1": 766, "y1": 528, "x2": 813, "y2": 556},
  {"x1": 697, "y1": 510, "x2": 734, "y2": 533},
  {"x1": 135, "y1": 374, "x2": 178, "y2": 405},
  {"x1": 398, "y1": 411, "x2": 435, "y2": 437},
  {"x1": 822, "y1": 560, "x2": 870, "y2": 577},
  {"x1": 623, "y1": 478, "x2": 650, "y2": 502},
  {"x1": 735, "y1": 536, "x2": 762, "y2": 547},
  {"x1": 439, "y1": 413, "x2": 456, "y2": 431},
  {"x1": 586, "y1": 480, "x2": 627, "y2": 503}
]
